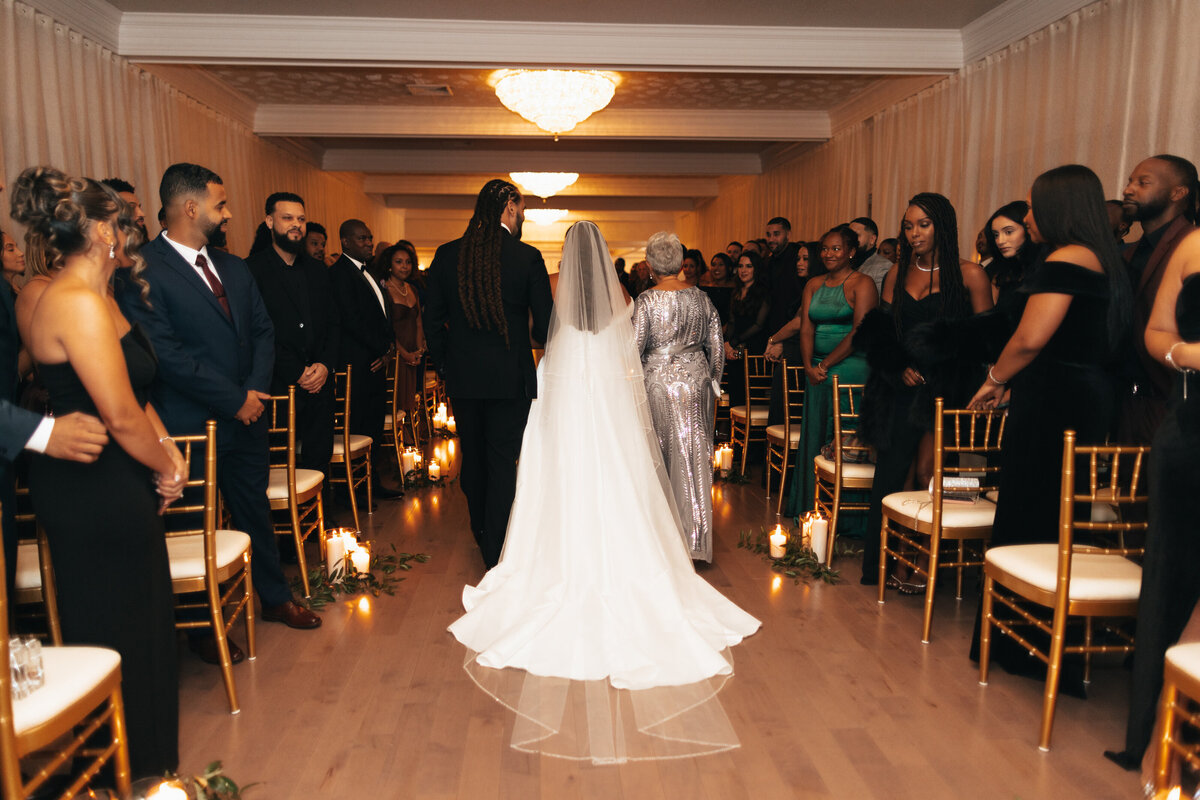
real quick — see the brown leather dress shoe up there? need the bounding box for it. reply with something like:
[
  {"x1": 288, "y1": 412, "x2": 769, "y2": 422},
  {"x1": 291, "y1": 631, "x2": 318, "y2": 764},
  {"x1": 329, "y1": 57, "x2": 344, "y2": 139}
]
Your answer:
[
  {"x1": 189, "y1": 635, "x2": 246, "y2": 665},
  {"x1": 261, "y1": 600, "x2": 322, "y2": 629}
]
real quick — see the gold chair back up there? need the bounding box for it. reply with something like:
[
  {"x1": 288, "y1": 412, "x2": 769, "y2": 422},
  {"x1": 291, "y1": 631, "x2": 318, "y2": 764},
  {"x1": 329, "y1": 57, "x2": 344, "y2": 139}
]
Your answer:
[
  {"x1": 328, "y1": 367, "x2": 373, "y2": 531},
  {"x1": 10, "y1": 475, "x2": 60, "y2": 645},
  {"x1": 764, "y1": 362, "x2": 804, "y2": 513},
  {"x1": 730, "y1": 351, "x2": 773, "y2": 475},
  {"x1": 813, "y1": 377, "x2": 870, "y2": 566},
  {"x1": 265, "y1": 387, "x2": 325, "y2": 598}
]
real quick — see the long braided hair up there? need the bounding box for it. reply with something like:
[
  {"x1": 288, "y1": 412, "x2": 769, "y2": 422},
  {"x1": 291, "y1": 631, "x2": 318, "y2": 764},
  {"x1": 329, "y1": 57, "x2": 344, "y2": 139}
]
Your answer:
[
  {"x1": 458, "y1": 179, "x2": 520, "y2": 348},
  {"x1": 891, "y1": 192, "x2": 971, "y2": 330}
]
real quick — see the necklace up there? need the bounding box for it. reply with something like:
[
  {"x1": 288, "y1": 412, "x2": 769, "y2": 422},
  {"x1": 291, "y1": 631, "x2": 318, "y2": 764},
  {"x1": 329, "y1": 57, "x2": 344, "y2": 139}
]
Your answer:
[
  {"x1": 391, "y1": 279, "x2": 410, "y2": 299},
  {"x1": 914, "y1": 256, "x2": 939, "y2": 272}
]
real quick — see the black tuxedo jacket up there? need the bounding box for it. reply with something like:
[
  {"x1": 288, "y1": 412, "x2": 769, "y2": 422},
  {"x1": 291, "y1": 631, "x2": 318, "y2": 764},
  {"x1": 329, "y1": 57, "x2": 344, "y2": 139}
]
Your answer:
[
  {"x1": 0, "y1": 287, "x2": 38, "y2": 462},
  {"x1": 329, "y1": 255, "x2": 391, "y2": 367},
  {"x1": 423, "y1": 232, "x2": 552, "y2": 400},
  {"x1": 116, "y1": 234, "x2": 274, "y2": 444},
  {"x1": 247, "y1": 248, "x2": 340, "y2": 393}
]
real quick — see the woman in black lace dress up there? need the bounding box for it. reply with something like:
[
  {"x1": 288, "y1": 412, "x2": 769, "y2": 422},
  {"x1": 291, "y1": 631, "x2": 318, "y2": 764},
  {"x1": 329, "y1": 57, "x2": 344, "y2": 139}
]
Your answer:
[{"x1": 12, "y1": 167, "x2": 186, "y2": 778}]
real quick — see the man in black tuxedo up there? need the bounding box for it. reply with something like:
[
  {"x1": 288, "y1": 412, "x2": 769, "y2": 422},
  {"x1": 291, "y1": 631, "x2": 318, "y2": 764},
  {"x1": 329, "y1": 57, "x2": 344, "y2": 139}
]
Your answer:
[
  {"x1": 246, "y1": 192, "x2": 338, "y2": 476},
  {"x1": 423, "y1": 179, "x2": 553, "y2": 568},
  {"x1": 329, "y1": 218, "x2": 401, "y2": 499},
  {"x1": 117, "y1": 163, "x2": 320, "y2": 647}
]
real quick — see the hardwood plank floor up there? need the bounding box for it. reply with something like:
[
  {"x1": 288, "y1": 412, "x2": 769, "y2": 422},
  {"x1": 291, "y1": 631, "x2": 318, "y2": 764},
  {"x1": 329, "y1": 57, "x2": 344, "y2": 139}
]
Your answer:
[{"x1": 177, "y1": 453, "x2": 1141, "y2": 798}]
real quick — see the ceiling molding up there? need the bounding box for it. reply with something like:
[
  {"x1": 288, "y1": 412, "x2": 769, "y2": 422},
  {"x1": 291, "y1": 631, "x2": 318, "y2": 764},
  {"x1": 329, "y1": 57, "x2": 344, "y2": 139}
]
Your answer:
[
  {"x1": 118, "y1": 14, "x2": 963, "y2": 73},
  {"x1": 362, "y1": 174, "x2": 720, "y2": 198},
  {"x1": 322, "y1": 148, "x2": 763, "y2": 176},
  {"x1": 256, "y1": 105, "x2": 829, "y2": 141},
  {"x1": 140, "y1": 64, "x2": 257, "y2": 128},
  {"x1": 828, "y1": 74, "x2": 946, "y2": 132},
  {"x1": 961, "y1": 0, "x2": 1094, "y2": 63},
  {"x1": 27, "y1": 0, "x2": 122, "y2": 50}
]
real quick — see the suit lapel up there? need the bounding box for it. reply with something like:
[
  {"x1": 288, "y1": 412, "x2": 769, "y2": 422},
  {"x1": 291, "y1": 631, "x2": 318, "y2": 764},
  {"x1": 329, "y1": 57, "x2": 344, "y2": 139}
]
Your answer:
[{"x1": 152, "y1": 236, "x2": 236, "y2": 329}]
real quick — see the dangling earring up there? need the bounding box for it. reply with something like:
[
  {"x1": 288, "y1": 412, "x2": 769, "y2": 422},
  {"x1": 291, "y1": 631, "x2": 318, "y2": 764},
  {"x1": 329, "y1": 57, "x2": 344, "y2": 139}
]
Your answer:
[{"x1": 109, "y1": 242, "x2": 116, "y2": 259}]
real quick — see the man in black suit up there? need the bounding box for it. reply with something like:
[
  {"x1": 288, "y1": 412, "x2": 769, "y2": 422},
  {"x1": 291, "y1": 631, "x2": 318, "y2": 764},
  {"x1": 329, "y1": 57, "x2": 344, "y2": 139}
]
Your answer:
[
  {"x1": 117, "y1": 163, "x2": 320, "y2": 648},
  {"x1": 423, "y1": 179, "x2": 553, "y2": 568},
  {"x1": 329, "y1": 218, "x2": 401, "y2": 499},
  {"x1": 246, "y1": 192, "x2": 338, "y2": 476}
]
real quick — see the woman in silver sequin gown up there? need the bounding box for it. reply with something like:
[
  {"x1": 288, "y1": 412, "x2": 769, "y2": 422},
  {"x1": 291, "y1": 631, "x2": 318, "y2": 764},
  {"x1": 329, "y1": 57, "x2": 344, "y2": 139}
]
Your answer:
[{"x1": 633, "y1": 232, "x2": 725, "y2": 562}]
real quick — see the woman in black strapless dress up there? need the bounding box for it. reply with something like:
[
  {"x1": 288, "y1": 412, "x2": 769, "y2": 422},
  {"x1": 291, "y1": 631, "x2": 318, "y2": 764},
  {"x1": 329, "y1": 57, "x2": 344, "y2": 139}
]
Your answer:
[
  {"x1": 968, "y1": 164, "x2": 1132, "y2": 681},
  {"x1": 1111, "y1": 227, "x2": 1200, "y2": 767},
  {"x1": 12, "y1": 167, "x2": 186, "y2": 778}
]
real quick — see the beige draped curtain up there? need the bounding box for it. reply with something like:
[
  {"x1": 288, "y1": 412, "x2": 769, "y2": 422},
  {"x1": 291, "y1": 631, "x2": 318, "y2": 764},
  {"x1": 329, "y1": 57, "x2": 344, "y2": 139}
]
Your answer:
[
  {"x1": 0, "y1": 0, "x2": 403, "y2": 253},
  {"x1": 681, "y1": 0, "x2": 1200, "y2": 257}
]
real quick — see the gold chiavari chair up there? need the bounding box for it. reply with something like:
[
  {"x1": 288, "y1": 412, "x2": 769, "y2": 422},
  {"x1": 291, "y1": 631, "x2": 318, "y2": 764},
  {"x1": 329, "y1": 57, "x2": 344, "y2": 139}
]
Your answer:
[
  {"x1": 980, "y1": 431, "x2": 1148, "y2": 751},
  {"x1": 764, "y1": 362, "x2": 804, "y2": 514},
  {"x1": 265, "y1": 387, "x2": 326, "y2": 599},
  {"x1": 162, "y1": 421, "x2": 255, "y2": 714},
  {"x1": 0, "y1": 510, "x2": 131, "y2": 800},
  {"x1": 878, "y1": 398, "x2": 1007, "y2": 644},
  {"x1": 419, "y1": 365, "x2": 444, "y2": 443},
  {"x1": 11, "y1": 476, "x2": 61, "y2": 645},
  {"x1": 1154, "y1": 642, "x2": 1200, "y2": 795},
  {"x1": 328, "y1": 366, "x2": 373, "y2": 531},
  {"x1": 813, "y1": 377, "x2": 873, "y2": 567},
  {"x1": 729, "y1": 351, "x2": 772, "y2": 475},
  {"x1": 716, "y1": 363, "x2": 732, "y2": 442},
  {"x1": 382, "y1": 352, "x2": 419, "y2": 483}
]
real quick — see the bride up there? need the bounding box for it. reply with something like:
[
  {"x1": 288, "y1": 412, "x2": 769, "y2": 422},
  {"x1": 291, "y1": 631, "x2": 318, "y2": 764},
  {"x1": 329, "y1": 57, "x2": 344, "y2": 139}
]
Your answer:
[{"x1": 448, "y1": 221, "x2": 761, "y2": 763}]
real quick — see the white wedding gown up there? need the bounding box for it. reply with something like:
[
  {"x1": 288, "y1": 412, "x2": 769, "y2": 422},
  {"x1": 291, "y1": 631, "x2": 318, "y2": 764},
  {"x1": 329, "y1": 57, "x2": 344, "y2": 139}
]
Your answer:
[{"x1": 448, "y1": 222, "x2": 761, "y2": 763}]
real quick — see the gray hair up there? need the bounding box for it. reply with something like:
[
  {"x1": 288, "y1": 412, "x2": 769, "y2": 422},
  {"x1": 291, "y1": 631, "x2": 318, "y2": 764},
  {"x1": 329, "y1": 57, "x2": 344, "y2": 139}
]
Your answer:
[{"x1": 645, "y1": 231, "x2": 683, "y2": 276}]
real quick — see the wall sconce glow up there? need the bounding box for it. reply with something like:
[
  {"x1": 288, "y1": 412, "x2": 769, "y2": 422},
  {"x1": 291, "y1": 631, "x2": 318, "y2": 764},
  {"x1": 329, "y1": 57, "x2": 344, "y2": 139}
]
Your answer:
[
  {"x1": 510, "y1": 172, "x2": 579, "y2": 200},
  {"x1": 491, "y1": 70, "x2": 620, "y2": 135},
  {"x1": 525, "y1": 209, "x2": 569, "y2": 226}
]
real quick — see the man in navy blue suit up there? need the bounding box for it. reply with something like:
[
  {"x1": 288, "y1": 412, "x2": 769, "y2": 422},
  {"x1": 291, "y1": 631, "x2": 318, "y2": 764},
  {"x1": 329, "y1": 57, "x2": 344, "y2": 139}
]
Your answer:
[{"x1": 117, "y1": 163, "x2": 320, "y2": 660}]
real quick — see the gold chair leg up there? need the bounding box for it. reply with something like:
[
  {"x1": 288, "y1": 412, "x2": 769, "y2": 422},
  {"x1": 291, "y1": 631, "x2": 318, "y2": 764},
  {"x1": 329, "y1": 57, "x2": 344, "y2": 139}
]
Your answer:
[
  {"x1": 877, "y1": 518, "x2": 889, "y2": 605},
  {"x1": 956, "y1": 541, "x2": 965, "y2": 600},
  {"x1": 109, "y1": 687, "x2": 132, "y2": 795},
  {"x1": 292, "y1": 508, "x2": 310, "y2": 600},
  {"x1": 826, "y1": 474, "x2": 841, "y2": 569},
  {"x1": 316, "y1": 492, "x2": 327, "y2": 562},
  {"x1": 738, "y1": 427, "x2": 749, "y2": 476},
  {"x1": 1154, "y1": 679, "x2": 1178, "y2": 792},
  {"x1": 1083, "y1": 617, "x2": 1093, "y2": 685},
  {"x1": 244, "y1": 551, "x2": 256, "y2": 661},
  {"x1": 344, "y1": 455, "x2": 361, "y2": 532},
  {"x1": 207, "y1": 575, "x2": 239, "y2": 714},
  {"x1": 979, "y1": 575, "x2": 993, "y2": 686},
  {"x1": 365, "y1": 447, "x2": 374, "y2": 514},
  {"x1": 921, "y1": 533, "x2": 940, "y2": 645},
  {"x1": 775, "y1": 448, "x2": 790, "y2": 516},
  {"x1": 1038, "y1": 605, "x2": 1070, "y2": 751}
]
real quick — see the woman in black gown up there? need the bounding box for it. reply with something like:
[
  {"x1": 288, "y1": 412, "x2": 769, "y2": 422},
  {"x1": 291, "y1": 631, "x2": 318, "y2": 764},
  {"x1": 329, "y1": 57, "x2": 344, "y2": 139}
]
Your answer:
[
  {"x1": 11, "y1": 167, "x2": 186, "y2": 778},
  {"x1": 1108, "y1": 227, "x2": 1200, "y2": 770},
  {"x1": 723, "y1": 251, "x2": 770, "y2": 408},
  {"x1": 859, "y1": 193, "x2": 994, "y2": 585},
  {"x1": 968, "y1": 164, "x2": 1131, "y2": 677}
]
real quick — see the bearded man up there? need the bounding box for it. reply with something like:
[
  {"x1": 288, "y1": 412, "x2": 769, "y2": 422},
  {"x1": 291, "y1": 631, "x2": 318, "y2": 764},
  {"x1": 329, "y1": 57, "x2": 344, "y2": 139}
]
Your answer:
[{"x1": 247, "y1": 192, "x2": 339, "y2": 475}]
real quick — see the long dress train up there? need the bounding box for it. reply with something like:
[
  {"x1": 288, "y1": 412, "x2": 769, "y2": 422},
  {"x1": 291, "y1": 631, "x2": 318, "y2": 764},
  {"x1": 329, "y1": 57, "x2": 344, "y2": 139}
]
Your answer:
[{"x1": 448, "y1": 222, "x2": 760, "y2": 763}]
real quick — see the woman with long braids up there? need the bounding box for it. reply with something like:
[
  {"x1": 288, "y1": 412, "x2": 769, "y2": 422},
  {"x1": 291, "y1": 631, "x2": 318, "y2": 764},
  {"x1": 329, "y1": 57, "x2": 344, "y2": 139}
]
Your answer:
[
  {"x1": 857, "y1": 192, "x2": 993, "y2": 587},
  {"x1": 423, "y1": 179, "x2": 553, "y2": 569}
]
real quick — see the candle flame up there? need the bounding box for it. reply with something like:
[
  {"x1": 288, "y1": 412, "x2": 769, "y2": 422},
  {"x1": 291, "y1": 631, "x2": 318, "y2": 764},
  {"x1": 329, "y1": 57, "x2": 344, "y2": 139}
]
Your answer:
[{"x1": 771, "y1": 575, "x2": 782, "y2": 593}]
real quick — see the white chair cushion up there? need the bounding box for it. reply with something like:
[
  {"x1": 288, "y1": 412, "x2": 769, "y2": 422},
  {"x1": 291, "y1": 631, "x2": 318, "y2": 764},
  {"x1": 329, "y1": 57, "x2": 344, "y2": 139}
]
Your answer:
[
  {"x1": 14, "y1": 541, "x2": 41, "y2": 591},
  {"x1": 12, "y1": 646, "x2": 121, "y2": 736},
  {"x1": 166, "y1": 530, "x2": 252, "y2": 581},
  {"x1": 765, "y1": 424, "x2": 801, "y2": 446},
  {"x1": 882, "y1": 490, "x2": 997, "y2": 527},
  {"x1": 1166, "y1": 642, "x2": 1200, "y2": 680},
  {"x1": 730, "y1": 405, "x2": 769, "y2": 424},
  {"x1": 814, "y1": 454, "x2": 876, "y2": 481},
  {"x1": 267, "y1": 467, "x2": 324, "y2": 500},
  {"x1": 331, "y1": 434, "x2": 372, "y2": 456},
  {"x1": 986, "y1": 544, "x2": 1142, "y2": 601},
  {"x1": 1089, "y1": 503, "x2": 1119, "y2": 523}
]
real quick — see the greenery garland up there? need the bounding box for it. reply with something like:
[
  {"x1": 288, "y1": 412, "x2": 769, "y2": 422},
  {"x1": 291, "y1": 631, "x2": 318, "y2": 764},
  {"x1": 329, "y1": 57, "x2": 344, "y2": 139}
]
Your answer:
[
  {"x1": 289, "y1": 543, "x2": 431, "y2": 610},
  {"x1": 737, "y1": 527, "x2": 841, "y2": 584}
]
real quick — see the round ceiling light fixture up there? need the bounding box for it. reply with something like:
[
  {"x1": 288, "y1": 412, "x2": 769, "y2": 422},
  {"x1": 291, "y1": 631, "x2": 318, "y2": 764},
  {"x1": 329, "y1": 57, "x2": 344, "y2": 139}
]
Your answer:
[
  {"x1": 524, "y1": 209, "x2": 569, "y2": 226},
  {"x1": 492, "y1": 70, "x2": 620, "y2": 135},
  {"x1": 509, "y1": 172, "x2": 579, "y2": 200}
]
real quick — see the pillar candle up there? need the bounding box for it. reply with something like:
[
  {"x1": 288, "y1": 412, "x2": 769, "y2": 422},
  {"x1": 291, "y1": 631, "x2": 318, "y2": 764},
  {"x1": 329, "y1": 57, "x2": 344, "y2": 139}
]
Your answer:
[
  {"x1": 769, "y1": 524, "x2": 787, "y2": 559},
  {"x1": 429, "y1": 460, "x2": 441, "y2": 480},
  {"x1": 811, "y1": 516, "x2": 829, "y2": 564},
  {"x1": 325, "y1": 532, "x2": 345, "y2": 578},
  {"x1": 350, "y1": 543, "x2": 371, "y2": 577}
]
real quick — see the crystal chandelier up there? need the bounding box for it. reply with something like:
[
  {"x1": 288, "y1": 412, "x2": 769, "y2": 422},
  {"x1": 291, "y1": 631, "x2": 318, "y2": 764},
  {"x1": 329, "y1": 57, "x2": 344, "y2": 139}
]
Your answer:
[
  {"x1": 492, "y1": 70, "x2": 620, "y2": 135},
  {"x1": 524, "y1": 209, "x2": 569, "y2": 226},
  {"x1": 510, "y1": 172, "x2": 579, "y2": 200}
]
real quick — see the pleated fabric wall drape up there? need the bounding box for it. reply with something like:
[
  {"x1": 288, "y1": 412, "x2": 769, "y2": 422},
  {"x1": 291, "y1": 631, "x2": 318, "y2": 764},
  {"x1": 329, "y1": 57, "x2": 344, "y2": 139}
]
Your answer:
[
  {"x1": 0, "y1": 0, "x2": 403, "y2": 253},
  {"x1": 679, "y1": 0, "x2": 1200, "y2": 257}
]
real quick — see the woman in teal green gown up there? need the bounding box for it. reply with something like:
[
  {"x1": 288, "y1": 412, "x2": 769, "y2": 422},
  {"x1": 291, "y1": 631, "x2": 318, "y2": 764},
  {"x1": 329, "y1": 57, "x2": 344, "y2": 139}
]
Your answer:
[{"x1": 767, "y1": 226, "x2": 878, "y2": 518}]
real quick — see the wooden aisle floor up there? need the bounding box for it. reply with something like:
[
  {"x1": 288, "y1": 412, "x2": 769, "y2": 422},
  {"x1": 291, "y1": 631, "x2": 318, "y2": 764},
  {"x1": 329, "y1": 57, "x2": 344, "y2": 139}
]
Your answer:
[{"x1": 178, "y1": 444, "x2": 1140, "y2": 799}]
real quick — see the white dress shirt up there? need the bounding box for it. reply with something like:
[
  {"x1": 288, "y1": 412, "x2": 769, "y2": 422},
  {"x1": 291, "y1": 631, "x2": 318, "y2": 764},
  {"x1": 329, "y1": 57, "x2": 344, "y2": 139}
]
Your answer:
[
  {"x1": 346, "y1": 254, "x2": 388, "y2": 315},
  {"x1": 162, "y1": 231, "x2": 221, "y2": 295}
]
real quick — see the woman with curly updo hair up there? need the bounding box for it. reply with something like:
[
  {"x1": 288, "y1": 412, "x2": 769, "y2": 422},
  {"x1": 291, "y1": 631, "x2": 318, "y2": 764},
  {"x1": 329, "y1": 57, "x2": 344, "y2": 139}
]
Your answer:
[{"x1": 12, "y1": 166, "x2": 185, "y2": 777}]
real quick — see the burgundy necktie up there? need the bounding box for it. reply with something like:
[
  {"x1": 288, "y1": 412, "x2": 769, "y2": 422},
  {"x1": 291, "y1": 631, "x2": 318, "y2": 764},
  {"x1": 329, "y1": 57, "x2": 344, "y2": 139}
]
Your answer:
[{"x1": 196, "y1": 254, "x2": 231, "y2": 318}]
